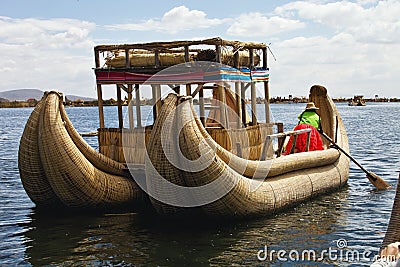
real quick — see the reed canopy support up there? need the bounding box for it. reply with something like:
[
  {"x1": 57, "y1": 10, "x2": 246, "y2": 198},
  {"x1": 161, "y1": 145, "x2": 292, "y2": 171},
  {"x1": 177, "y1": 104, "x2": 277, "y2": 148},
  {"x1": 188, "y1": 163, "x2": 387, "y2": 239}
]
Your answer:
[{"x1": 93, "y1": 37, "x2": 271, "y2": 163}]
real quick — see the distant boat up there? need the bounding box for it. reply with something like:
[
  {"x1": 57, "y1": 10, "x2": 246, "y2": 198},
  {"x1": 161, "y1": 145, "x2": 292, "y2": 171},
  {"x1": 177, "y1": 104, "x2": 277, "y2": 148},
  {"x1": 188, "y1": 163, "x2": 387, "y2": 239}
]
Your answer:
[{"x1": 348, "y1": 95, "x2": 366, "y2": 106}]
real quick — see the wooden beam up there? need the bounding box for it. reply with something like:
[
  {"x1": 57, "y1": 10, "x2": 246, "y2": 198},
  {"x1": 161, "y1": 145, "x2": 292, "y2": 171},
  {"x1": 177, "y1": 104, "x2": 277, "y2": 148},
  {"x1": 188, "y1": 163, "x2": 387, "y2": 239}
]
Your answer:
[
  {"x1": 241, "y1": 83, "x2": 247, "y2": 127},
  {"x1": 156, "y1": 84, "x2": 162, "y2": 116},
  {"x1": 127, "y1": 84, "x2": 134, "y2": 130},
  {"x1": 116, "y1": 84, "x2": 123, "y2": 129},
  {"x1": 119, "y1": 84, "x2": 128, "y2": 92},
  {"x1": 262, "y1": 48, "x2": 270, "y2": 123},
  {"x1": 251, "y1": 82, "x2": 257, "y2": 125},
  {"x1": 151, "y1": 85, "x2": 157, "y2": 123},
  {"x1": 215, "y1": 45, "x2": 222, "y2": 63},
  {"x1": 264, "y1": 82, "x2": 270, "y2": 123},
  {"x1": 262, "y1": 47, "x2": 268, "y2": 69},
  {"x1": 199, "y1": 87, "x2": 205, "y2": 126},
  {"x1": 94, "y1": 47, "x2": 101, "y2": 68},
  {"x1": 243, "y1": 83, "x2": 251, "y2": 91},
  {"x1": 235, "y1": 81, "x2": 242, "y2": 128},
  {"x1": 190, "y1": 84, "x2": 204, "y2": 98},
  {"x1": 135, "y1": 84, "x2": 142, "y2": 128},
  {"x1": 186, "y1": 84, "x2": 191, "y2": 96},
  {"x1": 184, "y1": 45, "x2": 190, "y2": 62},
  {"x1": 94, "y1": 38, "x2": 267, "y2": 53},
  {"x1": 97, "y1": 84, "x2": 104, "y2": 128},
  {"x1": 125, "y1": 49, "x2": 130, "y2": 68},
  {"x1": 234, "y1": 51, "x2": 242, "y2": 128},
  {"x1": 218, "y1": 85, "x2": 228, "y2": 128},
  {"x1": 249, "y1": 48, "x2": 254, "y2": 69},
  {"x1": 154, "y1": 50, "x2": 160, "y2": 67}
]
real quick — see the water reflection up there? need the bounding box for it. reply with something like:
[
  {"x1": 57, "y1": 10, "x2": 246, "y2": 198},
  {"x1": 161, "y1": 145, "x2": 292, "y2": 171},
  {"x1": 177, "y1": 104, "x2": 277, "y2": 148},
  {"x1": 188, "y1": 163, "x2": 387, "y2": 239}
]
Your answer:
[
  {"x1": 2, "y1": 103, "x2": 399, "y2": 266},
  {"x1": 21, "y1": 186, "x2": 349, "y2": 266}
]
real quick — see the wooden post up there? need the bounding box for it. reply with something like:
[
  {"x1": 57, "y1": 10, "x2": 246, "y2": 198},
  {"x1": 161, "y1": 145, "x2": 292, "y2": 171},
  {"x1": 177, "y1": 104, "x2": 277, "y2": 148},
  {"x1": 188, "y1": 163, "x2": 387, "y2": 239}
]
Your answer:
[
  {"x1": 263, "y1": 47, "x2": 270, "y2": 123},
  {"x1": 251, "y1": 82, "x2": 257, "y2": 125},
  {"x1": 260, "y1": 136, "x2": 272, "y2": 160},
  {"x1": 218, "y1": 85, "x2": 228, "y2": 128},
  {"x1": 199, "y1": 87, "x2": 205, "y2": 126},
  {"x1": 276, "y1": 123, "x2": 284, "y2": 157},
  {"x1": 151, "y1": 85, "x2": 157, "y2": 123},
  {"x1": 241, "y1": 82, "x2": 247, "y2": 127},
  {"x1": 305, "y1": 131, "x2": 311, "y2": 152},
  {"x1": 155, "y1": 50, "x2": 160, "y2": 67},
  {"x1": 184, "y1": 45, "x2": 190, "y2": 62},
  {"x1": 249, "y1": 48, "x2": 257, "y2": 125},
  {"x1": 215, "y1": 45, "x2": 222, "y2": 63},
  {"x1": 135, "y1": 84, "x2": 142, "y2": 128},
  {"x1": 249, "y1": 49, "x2": 254, "y2": 68},
  {"x1": 116, "y1": 84, "x2": 123, "y2": 129},
  {"x1": 125, "y1": 49, "x2": 130, "y2": 68},
  {"x1": 290, "y1": 135, "x2": 298, "y2": 154},
  {"x1": 97, "y1": 84, "x2": 104, "y2": 129},
  {"x1": 234, "y1": 51, "x2": 242, "y2": 128},
  {"x1": 156, "y1": 84, "x2": 162, "y2": 115},
  {"x1": 94, "y1": 48, "x2": 100, "y2": 68},
  {"x1": 186, "y1": 84, "x2": 191, "y2": 96},
  {"x1": 264, "y1": 82, "x2": 270, "y2": 123},
  {"x1": 127, "y1": 84, "x2": 134, "y2": 130}
]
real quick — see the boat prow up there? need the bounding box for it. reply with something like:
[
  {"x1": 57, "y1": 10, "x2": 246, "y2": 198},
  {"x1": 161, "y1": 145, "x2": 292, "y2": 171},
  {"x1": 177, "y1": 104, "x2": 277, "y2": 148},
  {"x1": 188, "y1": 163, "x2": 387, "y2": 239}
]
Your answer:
[
  {"x1": 146, "y1": 85, "x2": 350, "y2": 218},
  {"x1": 18, "y1": 92, "x2": 145, "y2": 209}
]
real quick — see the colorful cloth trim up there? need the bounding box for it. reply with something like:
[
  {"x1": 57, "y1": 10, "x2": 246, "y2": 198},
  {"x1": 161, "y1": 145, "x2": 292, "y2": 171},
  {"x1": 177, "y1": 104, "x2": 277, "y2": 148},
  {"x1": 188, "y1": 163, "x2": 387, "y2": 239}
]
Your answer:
[{"x1": 95, "y1": 68, "x2": 269, "y2": 84}]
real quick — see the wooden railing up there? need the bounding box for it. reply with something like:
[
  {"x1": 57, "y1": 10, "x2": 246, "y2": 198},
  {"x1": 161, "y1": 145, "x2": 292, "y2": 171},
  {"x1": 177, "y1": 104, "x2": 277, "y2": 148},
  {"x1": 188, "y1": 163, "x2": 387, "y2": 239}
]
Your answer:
[{"x1": 260, "y1": 128, "x2": 312, "y2": 160}]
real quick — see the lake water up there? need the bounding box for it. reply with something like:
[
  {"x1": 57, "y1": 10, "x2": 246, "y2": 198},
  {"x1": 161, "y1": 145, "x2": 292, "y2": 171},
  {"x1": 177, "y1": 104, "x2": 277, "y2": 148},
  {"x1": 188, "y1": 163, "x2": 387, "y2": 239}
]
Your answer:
[{"x1": 1, "y1": 102, "x2": 399, "y2": 266}]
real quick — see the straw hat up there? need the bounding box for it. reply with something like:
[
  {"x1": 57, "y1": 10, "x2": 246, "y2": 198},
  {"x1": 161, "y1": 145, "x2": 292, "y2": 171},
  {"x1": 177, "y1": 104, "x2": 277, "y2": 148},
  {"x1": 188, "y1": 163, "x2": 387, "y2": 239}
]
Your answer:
[{"x1": 305, "y1": 102, "x2": 319, "y2": 110}]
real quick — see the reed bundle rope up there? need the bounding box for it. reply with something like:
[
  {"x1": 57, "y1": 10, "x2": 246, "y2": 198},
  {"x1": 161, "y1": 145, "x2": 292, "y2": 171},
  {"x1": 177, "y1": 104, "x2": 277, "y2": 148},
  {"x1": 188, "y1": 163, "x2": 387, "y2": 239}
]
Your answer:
[
  {"x1": 18, "y1": 96, "x2": 61, "y2": 207},
  {"x1": 145, "y1": 94, "x2": 190, "y2": 214}
]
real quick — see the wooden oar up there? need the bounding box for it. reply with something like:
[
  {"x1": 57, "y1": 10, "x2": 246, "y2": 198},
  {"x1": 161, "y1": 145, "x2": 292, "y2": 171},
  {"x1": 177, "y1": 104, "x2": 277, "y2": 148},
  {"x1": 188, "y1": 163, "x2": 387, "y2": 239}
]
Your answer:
[{"x1": 319, "y1": 130, "x2": 391, "y2": 190}]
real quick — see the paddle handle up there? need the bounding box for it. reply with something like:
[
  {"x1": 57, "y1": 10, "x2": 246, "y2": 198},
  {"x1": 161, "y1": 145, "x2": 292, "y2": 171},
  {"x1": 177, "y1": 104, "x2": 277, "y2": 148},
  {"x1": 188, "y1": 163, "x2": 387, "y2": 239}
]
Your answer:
[{"x1": 319, "y1": 130, "x2": 371, "y2": 176}]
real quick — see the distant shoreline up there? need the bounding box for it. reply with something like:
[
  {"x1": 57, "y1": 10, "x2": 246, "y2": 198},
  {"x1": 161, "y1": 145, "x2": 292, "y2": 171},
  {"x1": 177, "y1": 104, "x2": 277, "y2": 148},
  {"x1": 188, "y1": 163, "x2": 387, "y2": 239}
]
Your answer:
[{"x1": 1, "y1": 97, "x2": 399, "y2": 109}]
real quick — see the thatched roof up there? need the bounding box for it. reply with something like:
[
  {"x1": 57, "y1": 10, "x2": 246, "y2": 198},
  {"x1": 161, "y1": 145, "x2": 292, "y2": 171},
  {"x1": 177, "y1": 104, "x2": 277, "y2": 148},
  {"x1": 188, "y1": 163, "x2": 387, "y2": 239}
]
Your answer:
[{"x1": 95, "y1": 37, "x2": 267, "y2": 52}]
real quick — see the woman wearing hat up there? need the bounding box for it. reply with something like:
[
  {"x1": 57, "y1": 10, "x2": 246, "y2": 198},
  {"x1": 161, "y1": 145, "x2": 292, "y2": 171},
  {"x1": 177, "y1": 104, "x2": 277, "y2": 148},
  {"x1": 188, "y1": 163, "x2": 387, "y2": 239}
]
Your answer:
[
  {"x1": 284, "y1": 102, "x2": 324, "y2": 154},
  {"x1": 298, "y1": 102, "x2": 321, "y2": 129}
]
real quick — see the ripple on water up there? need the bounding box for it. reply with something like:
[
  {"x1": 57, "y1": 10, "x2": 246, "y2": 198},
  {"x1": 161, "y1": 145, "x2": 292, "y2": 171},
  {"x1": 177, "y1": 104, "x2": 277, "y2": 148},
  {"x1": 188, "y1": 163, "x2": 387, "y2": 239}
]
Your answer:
[{"x1": 0, "y1": 104, "x2": 399, "y2": 266}]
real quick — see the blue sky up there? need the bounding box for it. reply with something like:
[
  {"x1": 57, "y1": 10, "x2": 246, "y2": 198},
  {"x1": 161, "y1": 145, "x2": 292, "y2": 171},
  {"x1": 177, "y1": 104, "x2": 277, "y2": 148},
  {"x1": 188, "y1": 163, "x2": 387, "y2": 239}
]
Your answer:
[{"x1": 1, "y1": 0, "x2": 399, "y2": 99}]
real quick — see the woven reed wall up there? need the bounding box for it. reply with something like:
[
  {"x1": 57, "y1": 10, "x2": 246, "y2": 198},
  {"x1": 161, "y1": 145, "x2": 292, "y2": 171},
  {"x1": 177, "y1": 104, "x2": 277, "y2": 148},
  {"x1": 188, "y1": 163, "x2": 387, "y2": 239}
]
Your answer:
[
  {"x1": 98, "y1": 127, "x2": 152, "y2": 164},
  {"x1": 106, "y1": 52, "x2": 195, "y2": 68},
  {"x1": 206, "y1": 123, "x2": 273, "y2": 160},
  {"x1": 105, "y1": 50, "x2": 260, "y2": 68},
  {"x1": 98, "y1": 123, "x2": 273, "y2": 163}
]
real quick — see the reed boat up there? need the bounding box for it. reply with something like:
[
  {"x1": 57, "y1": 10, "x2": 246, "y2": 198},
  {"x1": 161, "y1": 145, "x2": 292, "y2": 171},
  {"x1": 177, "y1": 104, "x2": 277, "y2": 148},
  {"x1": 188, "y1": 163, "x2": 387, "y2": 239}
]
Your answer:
[
  {"x1": 146, "y1": 85, "x2": 349, "y2": 217},
  {"x1": 18, "y1": 38, "x2": 350, "y2": 216},
  {"x1": 381, "y1": 174, "x2": 400, "y2": 248},
  {"x1": 348, "y1": 95, "x2": 366, "y2": 106}
]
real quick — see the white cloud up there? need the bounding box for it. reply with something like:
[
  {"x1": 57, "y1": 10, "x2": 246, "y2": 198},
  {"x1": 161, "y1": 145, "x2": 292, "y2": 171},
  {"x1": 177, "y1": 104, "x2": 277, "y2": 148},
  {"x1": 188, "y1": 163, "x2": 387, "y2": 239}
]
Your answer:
[
  {"x1": 227, "y1": 13, "x2": 305, "y2": 37},
  {"x1": 0, "y1": 16, "x2": 95, "y2": 49},
  {"x1": 0, "y1": 17, "x2": 96, "y2": 96},
  {"x1": 275, "y1": 0, "x2": 400, "y2": 44},
  {"x1": 0, "y1": 1, "x2": 398, "y2": 98},
  {"x1": 267, "y1": 31, "x2": 400, "y2": 97},
  {"x1": 105, "y1": 6, "x2": 228, "y2": 34},
  {"x1": 259, "y1": 1, "x2": 400, "y2": 97}
]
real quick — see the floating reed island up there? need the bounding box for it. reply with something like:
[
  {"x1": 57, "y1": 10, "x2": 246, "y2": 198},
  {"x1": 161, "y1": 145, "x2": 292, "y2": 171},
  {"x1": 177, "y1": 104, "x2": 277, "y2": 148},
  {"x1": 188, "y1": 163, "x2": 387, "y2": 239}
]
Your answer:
[{"x1": 19, "y1": 38, "x2": 350, "y2": 217}]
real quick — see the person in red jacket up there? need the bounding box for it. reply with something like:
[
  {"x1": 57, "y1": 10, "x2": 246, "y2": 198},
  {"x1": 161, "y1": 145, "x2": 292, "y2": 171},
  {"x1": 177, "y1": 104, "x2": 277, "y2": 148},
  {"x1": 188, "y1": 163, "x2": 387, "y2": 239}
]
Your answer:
[{"x1": 284, "y1": 102, "x2": 324, "y2": 155}]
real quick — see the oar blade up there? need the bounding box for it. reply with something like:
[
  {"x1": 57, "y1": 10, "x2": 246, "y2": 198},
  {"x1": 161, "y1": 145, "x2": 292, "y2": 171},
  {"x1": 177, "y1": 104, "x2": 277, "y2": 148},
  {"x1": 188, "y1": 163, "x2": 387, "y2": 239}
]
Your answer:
[{"x1": 367, "y1": 172, "x2": 391, "y2": 190}]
